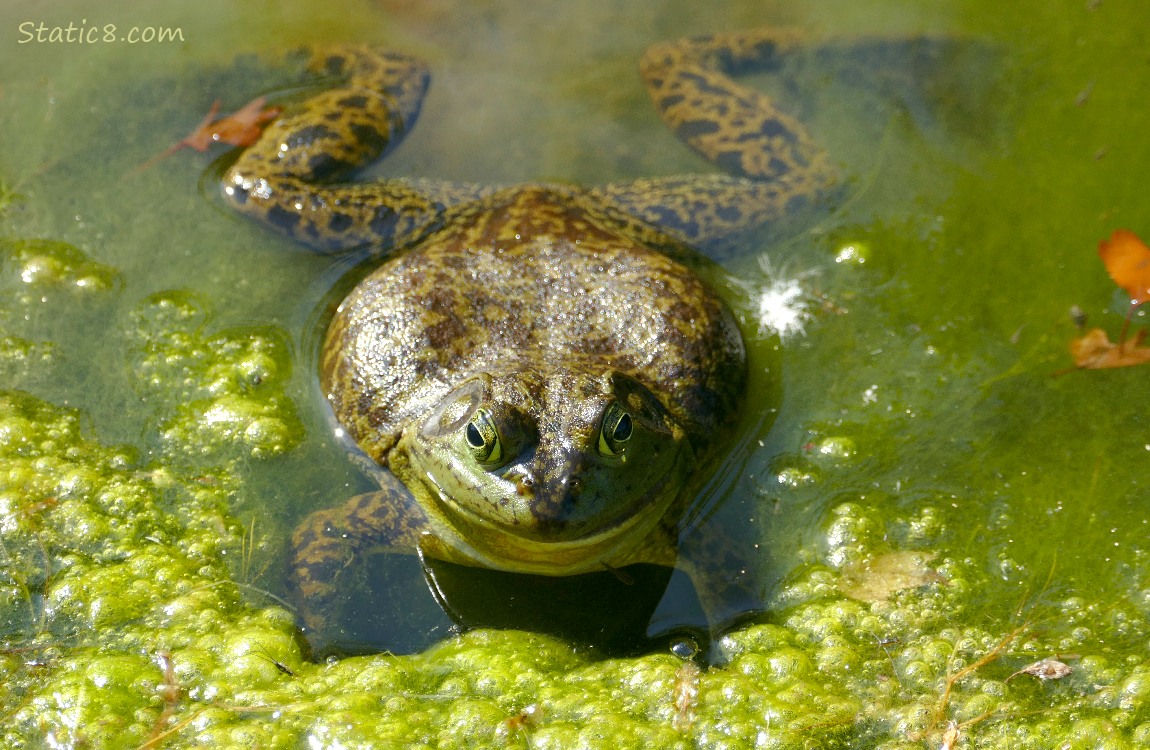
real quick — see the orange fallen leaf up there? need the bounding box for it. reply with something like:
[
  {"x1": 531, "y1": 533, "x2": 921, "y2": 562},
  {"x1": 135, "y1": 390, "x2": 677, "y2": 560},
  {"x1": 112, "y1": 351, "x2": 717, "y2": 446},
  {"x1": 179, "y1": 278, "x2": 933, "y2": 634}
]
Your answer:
[
  {"x1": 1098, "y1": 229, "x2": 1150, "y2": 305},
  {"x1": 134, "y1": 95, "x2": 282, "y2": 173},
  {"x1": 1069, "y1": 327, "x2": 1150, "y2": 370},
  {"x1": 171, "y1": 99, "x2": 224, "y2": 153}
]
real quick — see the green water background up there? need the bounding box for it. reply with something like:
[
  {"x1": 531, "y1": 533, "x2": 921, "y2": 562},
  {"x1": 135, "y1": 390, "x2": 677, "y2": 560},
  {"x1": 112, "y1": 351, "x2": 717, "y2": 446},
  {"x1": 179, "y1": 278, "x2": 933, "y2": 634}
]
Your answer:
[{"x1": 1, "y1": 0, "x2": 1149, "y2": 747}]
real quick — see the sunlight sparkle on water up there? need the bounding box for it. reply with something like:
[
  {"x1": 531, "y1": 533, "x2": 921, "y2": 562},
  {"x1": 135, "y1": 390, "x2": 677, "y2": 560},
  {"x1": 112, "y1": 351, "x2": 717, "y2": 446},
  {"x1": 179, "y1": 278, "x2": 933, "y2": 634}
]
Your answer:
[{"x1": 756, "y1": 276, "x2": 811, "y2": 339}]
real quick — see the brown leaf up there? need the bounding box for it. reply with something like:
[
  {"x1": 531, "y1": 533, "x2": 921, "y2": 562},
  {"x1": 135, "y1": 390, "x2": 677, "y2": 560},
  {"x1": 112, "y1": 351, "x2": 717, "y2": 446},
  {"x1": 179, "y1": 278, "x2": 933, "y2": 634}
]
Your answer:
[
  {"x1": 1007, "y1": 658, "x2": 1072, "y2": 682},
  {"x1": 1069, "y1": 327, "x2": 1150, "y2": 370},
  {"x1": 134, "y1": 96, "x2": 281, "y2": 174}
]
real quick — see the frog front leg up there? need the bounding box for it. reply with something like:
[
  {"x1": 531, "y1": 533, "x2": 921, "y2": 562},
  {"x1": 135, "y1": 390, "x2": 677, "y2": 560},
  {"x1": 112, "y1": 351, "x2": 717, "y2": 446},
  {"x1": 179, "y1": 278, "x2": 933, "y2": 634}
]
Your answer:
[
  {"x1": 222, "y1": 47, "x2": 491, "y2": 254},
  {"x1": 289, "y1": 473, "x2": 430, "y2": 633}
]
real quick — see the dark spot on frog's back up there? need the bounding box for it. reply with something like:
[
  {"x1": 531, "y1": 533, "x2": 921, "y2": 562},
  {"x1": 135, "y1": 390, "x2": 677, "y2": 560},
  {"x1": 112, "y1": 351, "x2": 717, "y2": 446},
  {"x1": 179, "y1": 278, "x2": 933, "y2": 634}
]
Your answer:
[
  {"x1": 425, "y1": 318, "x2": 468, "y2": 351},
  {"x1": 350, "y1": 123, "x2": 388, "y2": 151},
  {"x1": 441, "y1": 251, "x2": 473, "y2": 271},
  {"x1": 307, "y1": 154, "x2": 358, "y2": 180},
  {"x1": 337, "y1": 94, "x2": 371, "y2": 110},
  {"x1": 569, "y1": 334, "x2": 612, "y2": 357},
  {"x1": 680, "y1": 71, "x2": 730, "y2": 96},
  {"x1": 756, "y1": 118, "x2": 793, "y2": 140},
  {"x1": 420, "y1": 284, "x2": 458, "y2": 315},
  {"x1": 319, "y1": 54, "x2": 346, "y2": 75},
  {"x1": 716, "y1": 204, "x2": 741, "y2": 223},
  {"x1": 369, "y1": 205, "x2": 401, "y2": 239},
  {"x1": 668, "y1": 300, "x2": 701, "y2": 323},
  {"x1": 676, "y1": 119, "x2": 721, "y2": 139},
  {"x1": 328, "y1": 212, "x2": 355, "y2": 234},
  {"x1": 288, "y1": 123, "x2": 340, "y2": 149},
  {"x1": 266, "y1": 204, "x2": 302, "y2": 233}
]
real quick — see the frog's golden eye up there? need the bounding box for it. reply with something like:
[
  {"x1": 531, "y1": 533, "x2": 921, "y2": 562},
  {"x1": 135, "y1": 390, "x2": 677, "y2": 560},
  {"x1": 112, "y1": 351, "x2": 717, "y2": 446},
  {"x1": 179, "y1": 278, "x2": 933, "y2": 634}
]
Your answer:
[
  {"x1": 598, "y1": 402, "x2": 633, "y2": 457},
  {"x1": 464, "y1": 408, "x2": 503, "y2": 465}
]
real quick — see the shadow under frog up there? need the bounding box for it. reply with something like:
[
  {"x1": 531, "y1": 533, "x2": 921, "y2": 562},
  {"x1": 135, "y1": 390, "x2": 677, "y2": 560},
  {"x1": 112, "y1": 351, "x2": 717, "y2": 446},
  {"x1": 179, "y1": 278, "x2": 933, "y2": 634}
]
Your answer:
[{"x1": 215, "y1": 28, "x2": 969, "y2": 655}]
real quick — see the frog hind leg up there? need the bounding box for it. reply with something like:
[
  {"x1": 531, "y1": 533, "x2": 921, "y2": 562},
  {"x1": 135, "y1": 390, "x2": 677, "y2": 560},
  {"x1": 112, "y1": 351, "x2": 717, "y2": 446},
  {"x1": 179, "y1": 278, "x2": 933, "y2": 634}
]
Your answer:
[
  {"x1": 644, "y1": 29, "x2": 835, "y2": 188},
  {"x1": 223, "y1": 47, "x2": 491, "y2": 254},
  {"x1": 289, "y1": 475, "x2": 430, "y2": 633},
  {"x1": 676, "y1": 517, "x2": 770, "y2": 632},
  {"x1": 591, "y1": 28, "x2": 839, "y2": 247}
]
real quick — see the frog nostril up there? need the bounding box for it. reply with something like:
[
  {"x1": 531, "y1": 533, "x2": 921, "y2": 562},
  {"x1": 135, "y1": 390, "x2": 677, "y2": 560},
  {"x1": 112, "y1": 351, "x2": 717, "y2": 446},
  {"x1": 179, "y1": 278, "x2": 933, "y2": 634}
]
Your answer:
[
  {"x1": 565, "y1": 476, "x2": 582, "y2": 494},
  {"x1": 515, "y1": 472, "x2": 536, "y2": 495}
]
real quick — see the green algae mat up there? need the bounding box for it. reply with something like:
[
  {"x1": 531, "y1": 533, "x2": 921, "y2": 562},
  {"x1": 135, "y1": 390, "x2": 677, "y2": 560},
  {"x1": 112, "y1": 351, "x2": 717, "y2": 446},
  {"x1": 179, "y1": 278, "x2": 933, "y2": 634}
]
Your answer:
[{"x1": 2, "y1": 1, "x2": 1150, "y2": 747}]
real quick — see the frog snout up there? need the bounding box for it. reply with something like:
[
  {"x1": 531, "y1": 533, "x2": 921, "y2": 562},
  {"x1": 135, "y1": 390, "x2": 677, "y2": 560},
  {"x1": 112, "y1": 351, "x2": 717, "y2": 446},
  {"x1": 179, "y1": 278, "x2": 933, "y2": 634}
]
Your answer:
[
  {"x1": 538, "y1": 471, "x2": 585, "y2": 504},
  {"x1": 504, "y1": 463, "x2": 584, "y2": 503},
  {"x1": 509, "y1": 469, "x2": 536, "y2": 496},
  {"x1": 514, "y1": 472, "x2": 592, "y2": 536}
]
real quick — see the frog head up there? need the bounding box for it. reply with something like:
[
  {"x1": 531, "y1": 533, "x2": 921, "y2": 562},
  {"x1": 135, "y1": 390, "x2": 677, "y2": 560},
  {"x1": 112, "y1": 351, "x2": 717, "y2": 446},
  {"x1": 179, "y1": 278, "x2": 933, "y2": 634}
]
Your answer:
[{"x1": 394, "y1": 368, "x2": 693, "y2": 574}]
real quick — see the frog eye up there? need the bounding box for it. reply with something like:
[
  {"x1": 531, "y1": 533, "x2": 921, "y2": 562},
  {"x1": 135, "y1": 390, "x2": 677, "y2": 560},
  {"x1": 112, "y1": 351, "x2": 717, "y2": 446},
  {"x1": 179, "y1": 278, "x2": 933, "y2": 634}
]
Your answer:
[
  {"x1": 464, "y1": 408, "x2": 504, "y2": 465},
  {"x1": 598, "y1": 402, "x2": 633, "y2": 457}
]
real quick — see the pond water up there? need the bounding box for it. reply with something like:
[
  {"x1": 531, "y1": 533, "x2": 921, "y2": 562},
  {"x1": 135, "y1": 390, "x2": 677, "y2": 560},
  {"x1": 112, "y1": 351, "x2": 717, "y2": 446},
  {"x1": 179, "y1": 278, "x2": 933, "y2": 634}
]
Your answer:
[{"x1": 3, "y1": 0, "x2": 1150, "y2": 747}]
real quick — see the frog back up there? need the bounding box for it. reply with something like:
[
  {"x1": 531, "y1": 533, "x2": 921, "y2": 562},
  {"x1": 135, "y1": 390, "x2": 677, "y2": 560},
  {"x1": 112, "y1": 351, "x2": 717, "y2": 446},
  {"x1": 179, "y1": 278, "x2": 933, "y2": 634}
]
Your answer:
[{"x1": 320, "y1": 185, "x2": 746, "y2": 464}]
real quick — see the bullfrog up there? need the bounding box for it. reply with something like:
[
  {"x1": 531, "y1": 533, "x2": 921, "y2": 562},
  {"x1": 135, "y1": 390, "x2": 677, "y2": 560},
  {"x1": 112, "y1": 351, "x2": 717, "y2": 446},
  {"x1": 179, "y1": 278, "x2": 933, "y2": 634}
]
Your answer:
[{"x1": 220, "y1": 28, "x2": 841, "y2": 634}]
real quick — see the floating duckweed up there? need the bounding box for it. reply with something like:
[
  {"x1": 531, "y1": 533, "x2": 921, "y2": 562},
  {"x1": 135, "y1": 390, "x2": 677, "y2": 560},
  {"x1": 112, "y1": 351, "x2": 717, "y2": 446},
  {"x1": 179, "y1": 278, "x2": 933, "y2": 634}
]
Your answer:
[
  {"x1": 821, "y1": 501, "x2": 884, "y2": 568},
  {"x1": 202, "y1": 329, "x2": 290, "y2": 394},
  {"x1": 0, "y1": 334, "x2": 55, "y2": 373},
  {"x1": 899, "y1": 659, "x2": 935, "y2": 688},
  {"x1": 899, "y1": 504, "x2": 947, "y2": 544},
  {"x1": 1058, "y1": 718, "x2": 1128, "y2": 750},
  {"x1": 769, "y1": 461, "x2": 822, "y2": 488},
  {"x1": 3, "y1": 403, "x2": 1150, "y2": 750},
  {"x1": 717, "y1": 623, "x2": 795, "y2": 658},
  {"x1": 126, "y1": 292, "x2": 303, "y2": 464},
  {"x1": 162, "y1": 393, "x2": 298, "y2": 459},
  {"x1": 887, "y1": 702, "x2": 934, "y2": 741},
  {"x1": 955, "y1": 691, "x2": 1000, "y2": 722},
  {"x1": 870, "y1": 742, "x2": 922, "y2": 750},
  {"x1": 919, "y1": 637, "x2": 954, "y2": 669},
  {"x1": 7, "y1": 650, "x2": 162, "y2": 749},
  {"x1": 1116, "y1": 670, "x2": 1150, "y2": 711},
  {"x1": 808, "y1": 435, "x2": 858, "y2": 461},
  {"x1": 0, "y1": 238, "x2": 121, "y2": 291},
  {"x1": 812, "y1": 631, "x2": 864, "y2": 671}
]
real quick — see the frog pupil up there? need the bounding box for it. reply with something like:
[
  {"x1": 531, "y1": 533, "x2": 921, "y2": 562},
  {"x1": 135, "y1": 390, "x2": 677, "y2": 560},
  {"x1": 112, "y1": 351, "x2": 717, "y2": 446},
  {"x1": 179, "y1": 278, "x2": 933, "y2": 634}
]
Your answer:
[
  {"x1": 465, "y1": 422, "x2": 485, "y2": 448},
  {"x1": 612, "y1": 413, "x2": 633, "y2": 442}
]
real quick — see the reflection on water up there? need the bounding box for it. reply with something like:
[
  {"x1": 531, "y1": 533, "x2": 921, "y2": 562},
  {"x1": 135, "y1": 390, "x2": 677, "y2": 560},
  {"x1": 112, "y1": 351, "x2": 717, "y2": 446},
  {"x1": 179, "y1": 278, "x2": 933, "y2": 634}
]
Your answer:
[{"x1": 322, "y1": 556, "x2": 704, "y2": 658}]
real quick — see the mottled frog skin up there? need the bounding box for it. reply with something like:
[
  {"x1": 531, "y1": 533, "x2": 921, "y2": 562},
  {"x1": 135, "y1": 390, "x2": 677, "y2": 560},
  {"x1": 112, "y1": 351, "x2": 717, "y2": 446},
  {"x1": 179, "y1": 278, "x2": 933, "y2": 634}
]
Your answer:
[{"x1": 220, "y1": 29, "x2": 840, "y2": 632}]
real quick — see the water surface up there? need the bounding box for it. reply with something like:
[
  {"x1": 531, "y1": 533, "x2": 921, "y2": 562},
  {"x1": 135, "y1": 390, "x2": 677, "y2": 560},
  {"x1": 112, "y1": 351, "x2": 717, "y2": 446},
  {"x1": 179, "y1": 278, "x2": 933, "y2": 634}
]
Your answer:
[{"x1": 2, "y1": 0, "x2": 1149, "y2": 745}]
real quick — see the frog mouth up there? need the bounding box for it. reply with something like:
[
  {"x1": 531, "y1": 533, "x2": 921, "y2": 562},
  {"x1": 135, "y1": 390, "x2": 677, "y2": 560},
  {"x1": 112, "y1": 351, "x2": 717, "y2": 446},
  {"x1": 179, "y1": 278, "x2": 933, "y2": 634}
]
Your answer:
[{"x1": 416, "y1": 459, "x2": 682, "y2": 576}]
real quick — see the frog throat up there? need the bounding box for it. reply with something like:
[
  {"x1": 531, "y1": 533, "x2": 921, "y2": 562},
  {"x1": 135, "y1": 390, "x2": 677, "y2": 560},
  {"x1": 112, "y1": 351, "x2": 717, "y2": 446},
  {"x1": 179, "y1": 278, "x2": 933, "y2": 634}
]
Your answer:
[{"x1": 403, "y1": 442, "x2": 686, "y2": 575}]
